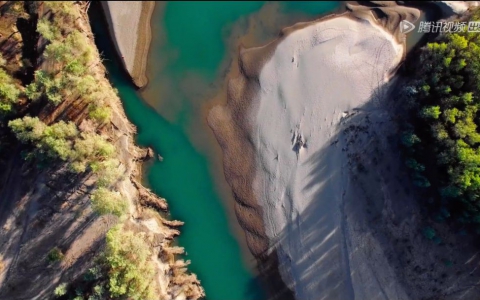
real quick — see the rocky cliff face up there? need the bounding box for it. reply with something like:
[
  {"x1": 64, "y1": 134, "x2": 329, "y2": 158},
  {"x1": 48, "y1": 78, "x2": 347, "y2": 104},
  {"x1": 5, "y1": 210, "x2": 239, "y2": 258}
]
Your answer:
[{"x1": 0, "y1": 2, "x2": 204, "y2": 299}]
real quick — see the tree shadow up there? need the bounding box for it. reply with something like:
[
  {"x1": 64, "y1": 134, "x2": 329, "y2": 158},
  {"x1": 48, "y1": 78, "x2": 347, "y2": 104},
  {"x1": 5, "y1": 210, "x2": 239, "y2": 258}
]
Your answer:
[
  {"x1": 253, "y1": 250, "x2": 295, "y2": 300},
  {"x1": 0, "y1": 158, "x2": 109, "y2": 299}
]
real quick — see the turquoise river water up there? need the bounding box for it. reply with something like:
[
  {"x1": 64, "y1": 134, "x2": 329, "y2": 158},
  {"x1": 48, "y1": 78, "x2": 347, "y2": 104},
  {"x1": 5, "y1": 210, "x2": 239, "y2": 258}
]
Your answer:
[{"x1": 91, "y1": 2, "x2": 342, "y2": 300}]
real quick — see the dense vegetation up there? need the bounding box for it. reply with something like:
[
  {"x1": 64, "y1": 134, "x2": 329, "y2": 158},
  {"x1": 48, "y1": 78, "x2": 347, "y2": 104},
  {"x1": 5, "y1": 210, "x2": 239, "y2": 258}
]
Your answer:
[
  {"x1": 0, "y1": 62, "x2": 21, "y2": 115},
  {"x1": 27, "y1": 1, "x2": 112, "y2": 123},
  {"x1": 8, "y1": 2, "x2": 122, "y2": 215},
  {"x1": 103, "y1": 225, "x2": 157, "y2": 300},
  {"x1": 90, "y1": 187, "x2": 128, "y2": 217},
  {"x1": 0, "y1": 2, "x2": 160, "y2": 299},
  {"x1": 53, "y1": 225, "x2": 158, "y2": 300},
  {"x1": 401, "y1": 9, "x2": 480, "y2": 229},
  {"x1": 8, "y1": 116, "x2": 124, "y2": 179}
]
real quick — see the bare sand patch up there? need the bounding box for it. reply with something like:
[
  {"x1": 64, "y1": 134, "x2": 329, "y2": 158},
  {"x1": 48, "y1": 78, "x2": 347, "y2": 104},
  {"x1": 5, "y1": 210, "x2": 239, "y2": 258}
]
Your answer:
[
  {"x1": 250, "y1": 15, "x2": 404, "y2": 300},
  {"x1": 101, "y1": 1, "x2": 154, "y2": 88}
]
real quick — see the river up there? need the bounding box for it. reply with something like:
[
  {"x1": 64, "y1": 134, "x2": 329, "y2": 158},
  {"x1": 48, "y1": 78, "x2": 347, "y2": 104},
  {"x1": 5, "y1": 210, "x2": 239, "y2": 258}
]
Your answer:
[
  {"x1": 139, "y1": 3, "x2": 341, "y2": 300},
  {"x1": 88, "y1": 2, "x2": 433, "y2": 299}
]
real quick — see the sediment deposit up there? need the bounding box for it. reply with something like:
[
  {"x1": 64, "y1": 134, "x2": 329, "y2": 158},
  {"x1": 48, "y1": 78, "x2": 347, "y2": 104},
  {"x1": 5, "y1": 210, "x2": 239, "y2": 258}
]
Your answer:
[{"x1": 101, "y1": 1, "x2": 154, "y2": 88}]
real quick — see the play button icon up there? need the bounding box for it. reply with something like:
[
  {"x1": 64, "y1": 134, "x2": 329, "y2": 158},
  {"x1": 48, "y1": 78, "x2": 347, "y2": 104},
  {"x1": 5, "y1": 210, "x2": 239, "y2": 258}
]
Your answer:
[{"x1": 400, "y1": 20, "x2": 415, "y2": 34}]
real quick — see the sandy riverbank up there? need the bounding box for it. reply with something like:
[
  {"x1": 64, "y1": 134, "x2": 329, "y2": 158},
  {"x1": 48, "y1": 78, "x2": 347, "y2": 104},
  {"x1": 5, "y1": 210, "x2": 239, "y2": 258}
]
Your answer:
[
  {"x1": 101, "y1": 1, "x2": 154, "y2": 88},
  {"x1": 253, "y1": 16, "x2": 405, "y2": 300},
  {"x1": 208, "y1": 3, "x2": 420, "y2": 300},
  {"x1": 210, "y1": 1, "x2": 480, "y2": 298}
]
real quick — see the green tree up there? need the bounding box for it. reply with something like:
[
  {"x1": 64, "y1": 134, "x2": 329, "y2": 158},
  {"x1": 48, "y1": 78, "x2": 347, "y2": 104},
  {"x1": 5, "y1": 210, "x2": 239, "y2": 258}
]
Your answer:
[
  {"x1": 401, "y1": 131, "x2": 421, "y2": 147},
  {"x1": 401, "y1": 8, "x2": 480, "y2": 226},
  {"x1": 88, "y1": 103, "x2": 112, "y2": 124},
  {"x1": 8, "y1": 116, "x2": 47, "y2": 143},
  {"x1": 47, "y1": 247, "x2": 64, "y2": 263},
  {"x1": 423, "y1": 227, "x2": 436, "y2": 240},
  {"x1": 72, "y1": 132, "x2": 115, "y2": 162},
  {"x1": 0, "y1": 68, "x2": 21, "y2": 114},
  {"x1": 103, "y1": 225, "x2": 157, "y2": 300},
  {"x1": 443, "y1": 108, "x2": 459, "y2": 123},
  {"x1": 90, "y1": 187, "x2": 128, "y2": 217},
  {"x1": 420, "y1": 106, "x2": 441, "y2": 119},
  {"x1": 91, "y1": 158, "x2": 124, "y2": 187},
  {"x1": 37, "y1": 17, "x2": 61, "y2": 41},
  {"x1": 406, "y1": 158, "x2": 426, "y2": 172},
  {"x1": 54, "y1": 283, "x2": 68, "y2": 297}
]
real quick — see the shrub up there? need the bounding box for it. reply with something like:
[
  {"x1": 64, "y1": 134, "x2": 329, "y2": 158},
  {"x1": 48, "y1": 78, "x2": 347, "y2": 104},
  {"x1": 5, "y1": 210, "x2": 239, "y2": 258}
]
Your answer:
[
  {"x1": 45, "y1": 1, "x2": 77, "y2": 23},
  {"x1": 37, "y1": 17, "x2": 61, "y2": 41},
  {"x1": 9, "y1": 116, "x2": 47, "y2": 143},
  {"x1": 41, "y1": 121, "x2": 78, "y2": 159},
  {"x1": 413, "y1": 173, "x2": 431, "y2": 188},
  {"x1": 423, "y1": 226, "x2": 436, "y2": 240},
  {"x1": 47, "y1": 247, "x2": 64, "y2": 263},
  {"x1": 90, "y1": 187, "x2": 128, "y2": 217},
  {"x1": 0, "y1": 68, "x2": 21, "y2": 114},
  {"x1": 104, "y1": 225, "x2": 157, "y2": 300},
  {"x1": 54, "y1": 283, "x2": 68, "y2": 297},
  {"x1": 25, "y1": 82, "x2": 41, "y2": 100},
  {"x1": 83, "y1": 266, "x2": 102, "y2": 282},
  {"x1": 27, "y1": 70, "x2": 65, "y2": 104},
  {"x1": 9, "y1": 117, "x2": 119, "y2": 175},
  {"x1": 401, "y1": 131, "x2": 420, "y2": 147},
  {"x1": 91, "y1": 158, "x2": 124, "y2": 187},
  {"x1": 405, "y1": 158, "x2": 425, "y2": 172},
  {"x1": 72, "y1": 132, "x2": 115, "y2": 162},
  {"x1": 93, "y1": 284, "x2": 105, "y2": 296},
  {"x1": 420, "y1": 106, "x2": 441, "y2": 119},
  {"x1": 9, "y1": 117, "x2": 78, "y2": 160},
  {"x1": 88, "y1": 103, "x2": 111, "y2": 124}
]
